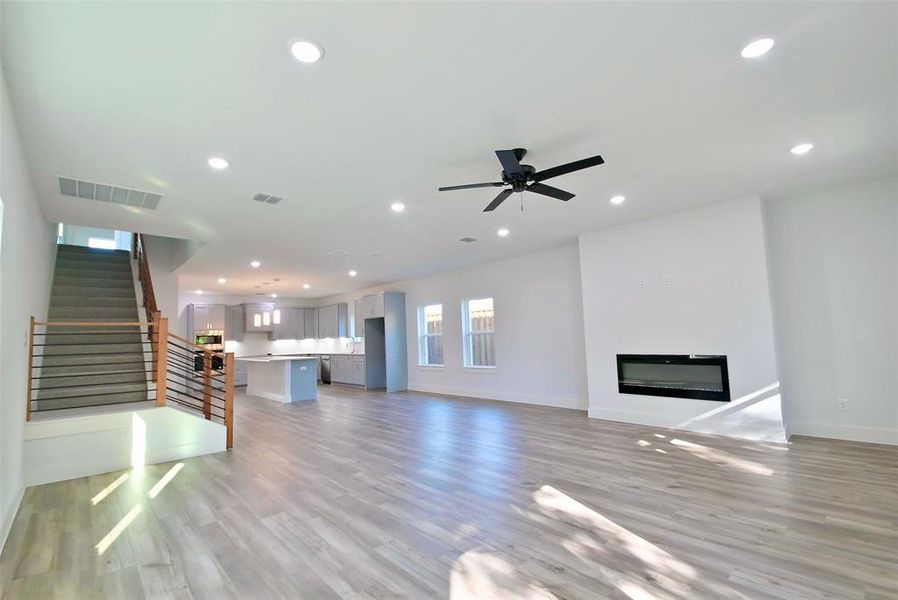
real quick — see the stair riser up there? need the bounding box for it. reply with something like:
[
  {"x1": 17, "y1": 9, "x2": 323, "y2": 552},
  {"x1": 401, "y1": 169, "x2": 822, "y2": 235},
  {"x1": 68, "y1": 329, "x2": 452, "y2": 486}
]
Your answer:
[
  {"x1": 51, "y1": 287, "x2": 137, "y2": 299},
  {"x1": 41, "y1": 344, "x2": 146, "y2": 356},
  {"x1": 48, "y1": 297, "x2": 138, "y2": 308},
  {"x1": 53, "y1": 269, "x2": 133, "y2": 281},
  {"x1": 56, "y1": 246, "x2": 130, "y2": 257},
  {"x1": 32, "y1": 391, "x2": 150, "y2": 410},
  {"x1": 39, "y1": 361, "x2": 148, "y2": 375},
  {"x1": 53, "y1": 277, "x2": 133, "y2": 289},
  {"x1": 48, "y1": 308, "x2": 139, "y2": 320},
  {"x1": 37, "y1": 372, "x2": 149, "y2": 389}
]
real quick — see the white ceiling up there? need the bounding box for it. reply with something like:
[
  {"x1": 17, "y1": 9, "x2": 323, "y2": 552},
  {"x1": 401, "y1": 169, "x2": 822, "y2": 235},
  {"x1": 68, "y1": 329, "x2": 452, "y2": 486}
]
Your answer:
[{"x1": 2, "y1": 2, "x2": 896, "y2": 297}]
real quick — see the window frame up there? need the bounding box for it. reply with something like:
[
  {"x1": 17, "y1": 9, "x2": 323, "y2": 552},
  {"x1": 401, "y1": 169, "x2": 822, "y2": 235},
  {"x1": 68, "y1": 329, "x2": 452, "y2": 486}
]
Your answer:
[
  {"x1": 461, "y1": 297, "x2": 496, "y2": 369},
  {"x1": 417, "y1": 303, "x2": 444, "y2": 368}
]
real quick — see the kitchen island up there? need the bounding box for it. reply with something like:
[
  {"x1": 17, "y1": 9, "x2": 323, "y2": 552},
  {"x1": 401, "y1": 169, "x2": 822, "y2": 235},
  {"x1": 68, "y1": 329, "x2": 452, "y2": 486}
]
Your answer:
[{"x1": 237, "y1": 355, "x2": 319, "y2": 403}]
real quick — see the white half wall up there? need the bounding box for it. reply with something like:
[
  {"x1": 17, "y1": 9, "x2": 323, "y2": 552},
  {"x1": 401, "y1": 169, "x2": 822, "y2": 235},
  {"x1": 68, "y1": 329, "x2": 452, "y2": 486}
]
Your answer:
[
  {"x1": 764, "y1": 177, "x2": 898, "y2": 445},
  {"x1": 579, "y1": 196, "x2": 784, "y2": 441},
  {"x1": 0, "y1": 70, "x2": 56, "y2": 549},
  {"x1": 318, "y1": 244, "x2": 589, "y2": 410},
  {"x1": 24, "y1": 406, "x2": 226, "y2": 486}
]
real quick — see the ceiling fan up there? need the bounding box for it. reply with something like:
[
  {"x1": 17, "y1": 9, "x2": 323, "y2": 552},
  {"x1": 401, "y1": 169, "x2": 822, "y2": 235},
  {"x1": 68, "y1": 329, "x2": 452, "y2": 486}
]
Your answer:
[{"x1": 438, "y1": 148, "x2": 605, "y2": 212}]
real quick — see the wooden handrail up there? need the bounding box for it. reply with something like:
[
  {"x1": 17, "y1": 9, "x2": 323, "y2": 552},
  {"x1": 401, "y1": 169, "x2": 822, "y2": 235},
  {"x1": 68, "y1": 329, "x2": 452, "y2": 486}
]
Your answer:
[{"x1": 134, "y1": 233, "x2": 159, "y2": 319}]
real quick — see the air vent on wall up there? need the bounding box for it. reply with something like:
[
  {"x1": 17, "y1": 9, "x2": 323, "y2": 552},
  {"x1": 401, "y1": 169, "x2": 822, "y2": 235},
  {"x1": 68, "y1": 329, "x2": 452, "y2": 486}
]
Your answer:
[
  {"x1": 459, "y1": 237, "x2": 478, "y2": 243},
  {"x1": 58, "y1": 177, "x2": 162, "y2": 210},
  {"x1": 253, "y1": 193, "x2": 284, "y2": 205}
]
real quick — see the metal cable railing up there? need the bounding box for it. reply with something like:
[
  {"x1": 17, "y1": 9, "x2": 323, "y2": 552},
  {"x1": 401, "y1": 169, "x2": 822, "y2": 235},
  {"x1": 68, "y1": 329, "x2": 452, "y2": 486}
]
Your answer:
[{"x1": 27, "y1": 316, "x2": 234, "y2": 449}]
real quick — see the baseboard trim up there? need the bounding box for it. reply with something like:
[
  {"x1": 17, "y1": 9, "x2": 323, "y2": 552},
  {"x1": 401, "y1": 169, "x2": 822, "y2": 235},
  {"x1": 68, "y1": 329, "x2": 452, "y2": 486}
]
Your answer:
[
  {"x1": 787, "y1": 421, "x2": 898, "y2": 445},
  {"x1": 408, "y1": 383, "x2": 586, "y2": 411},
  {"x1": 0, "y1": 479, "x2": 25, "y2": 555}
]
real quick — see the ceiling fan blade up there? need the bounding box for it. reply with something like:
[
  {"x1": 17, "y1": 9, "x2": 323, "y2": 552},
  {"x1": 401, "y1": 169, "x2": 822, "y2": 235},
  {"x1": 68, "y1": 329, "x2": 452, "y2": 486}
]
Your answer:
[
  {"x1": 532, "y1": 154, "x2": 604, "y2": 182},
  {"x1": 483, "y1": 189, "x2": 513, "y2": 212},
  {"x1": 495, "y1": 149, "x2": 525, "y2": 177},
  {"x1": 438, "y1": 182, "x2": 505, "y2": 192},
  {"x1": 527, "y1": 182, "x2": 575, "y2": 201}
]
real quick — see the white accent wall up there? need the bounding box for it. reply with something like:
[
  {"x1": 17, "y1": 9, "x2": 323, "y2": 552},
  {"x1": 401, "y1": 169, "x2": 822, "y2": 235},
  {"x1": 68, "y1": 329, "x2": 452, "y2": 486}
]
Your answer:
[
  {"x1": 318, "y1": 244, "x2": 589, "y2": 410},
  {"x1": 0, "y1": 72, "x2": 56, "y2": 547},
  {"x1": 578, "y1": 197, "x2": 784, "y2": 441},
  {"x1": 764, "y1": 177, "x2": 898, "y2": 444}
]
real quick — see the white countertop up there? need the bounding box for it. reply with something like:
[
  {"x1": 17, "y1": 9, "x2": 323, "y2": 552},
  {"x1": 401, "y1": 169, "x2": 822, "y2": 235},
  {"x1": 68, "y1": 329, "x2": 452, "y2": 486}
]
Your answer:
[{"x1": 237, "y1": 355, "x2": 319, "y2": 363}]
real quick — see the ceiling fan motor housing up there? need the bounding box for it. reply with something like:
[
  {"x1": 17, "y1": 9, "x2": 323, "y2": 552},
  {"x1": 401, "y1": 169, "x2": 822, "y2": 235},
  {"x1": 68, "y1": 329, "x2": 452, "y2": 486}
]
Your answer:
[{"x1": 502, "y1": 164, "x2": 536, "y2": 192}]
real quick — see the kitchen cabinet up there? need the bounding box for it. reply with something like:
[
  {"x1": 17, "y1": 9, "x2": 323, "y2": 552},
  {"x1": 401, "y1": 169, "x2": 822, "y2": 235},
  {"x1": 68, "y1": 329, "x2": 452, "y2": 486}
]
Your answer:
[
  {"x1": 188, "y1": 304, "x2": 226, "y2": 336},
  {"x1": 303, "y1": 308, "x2": 318, "y2": 340},
  {"x1": 244, "y1": 303, "x2": 276, "y2": 332},
  {"x1": 353, "y1": 298, "x2": 365, "y2": 338},
  {"x1": 269, "y1": 307, "x2": 304, "y2": 340},
  {"x1": 234, "y1": 359, "x2": 248, "y2": 386},
  {"x1": 362, "y1": 293, "x2": 385, "y2": 320},
  {"x1": 331, "y1": 355, "x2": 365, "y2": 386},
  {"x1": 224, "y1": 305, "x2": 245, "y2": 341},
  {"x1": 317, "y1": 303, "x2": 348, "y2": 339}
]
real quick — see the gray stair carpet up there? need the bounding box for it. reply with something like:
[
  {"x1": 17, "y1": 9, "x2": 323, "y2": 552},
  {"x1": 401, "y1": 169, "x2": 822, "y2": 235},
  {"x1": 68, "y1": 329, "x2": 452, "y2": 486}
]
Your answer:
[{"x1": 33, "y1": 245, "x2": 150, "y2": 413}]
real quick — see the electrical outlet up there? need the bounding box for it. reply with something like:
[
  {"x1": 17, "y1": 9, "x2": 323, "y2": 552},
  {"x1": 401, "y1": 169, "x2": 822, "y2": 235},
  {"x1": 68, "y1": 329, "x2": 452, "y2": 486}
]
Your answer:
[{"x1": 837, "y1": 398, "x2": 849, "y2": 412}]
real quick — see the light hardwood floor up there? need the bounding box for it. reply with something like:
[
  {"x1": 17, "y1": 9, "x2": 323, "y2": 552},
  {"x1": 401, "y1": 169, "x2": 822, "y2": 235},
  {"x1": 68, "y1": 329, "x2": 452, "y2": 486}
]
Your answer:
[{"x1": 1, "y1": 386, "x2": 896, "y2": 599}]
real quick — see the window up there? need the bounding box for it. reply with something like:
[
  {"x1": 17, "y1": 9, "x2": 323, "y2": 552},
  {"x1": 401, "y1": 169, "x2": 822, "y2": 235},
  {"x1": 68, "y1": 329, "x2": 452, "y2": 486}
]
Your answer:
[
  {"x1": 462, "y1": 297, "x2": 495, "y2": 368},
  {"x1": 417, "y1": 304, "x2": 443, "y2": 366},
  {"x1": 87, "y1": 237, "x2": 116, "y2": 250}
]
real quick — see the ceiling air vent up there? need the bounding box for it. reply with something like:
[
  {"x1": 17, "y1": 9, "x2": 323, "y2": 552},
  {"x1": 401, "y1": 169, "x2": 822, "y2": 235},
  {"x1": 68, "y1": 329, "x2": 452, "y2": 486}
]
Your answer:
[
  {"x1": 253, "y1": 193, "x2": 284, "y2": 205},
  {"x1": 459, "y1": 237, "x2": 478, "y2": 243},
  {"x1": 58, "y1": 177, "x2": 162, "y2": 210}
]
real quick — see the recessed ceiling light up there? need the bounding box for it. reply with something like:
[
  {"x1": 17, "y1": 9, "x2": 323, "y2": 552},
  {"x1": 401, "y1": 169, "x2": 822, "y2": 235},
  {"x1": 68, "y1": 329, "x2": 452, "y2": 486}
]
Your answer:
[
  {"x1": 270, "y1": 293, "x2": 278, "y2": 298},
  {"x1": 303, "y1": 283, "x2": 311, "y2": 289},
  {"x1": 250, "y1": 260, "x2": 261, "y2": 268},
  {"x1": 740, "y1": 38, "x2": 775, "y2": 59},
  {"x1": 610, "y1": 195, "x2": 626, "y2": 205},
  {"x1": 790, "y1": 143, "x2": 814, "y2": 155},
  {"x1": 207, "y1": 157, "x2": 229, "y2": 170},
  {"x1": 195, "y1": 289, "x2": 203, "y2": 295},
  {"x1": 348, "y1": 270, "x2": 358, "y2": 277},
  {"x1": 390, "y1": 202, "x2": 405, "y2": 213},
  {"x1": 290, "y1": 39, "x2": 324, "y2": 64},
  {"x1": 497, "y1": 228, "x2": 510, "y2": 237},
  {"x1": 217, "y1": 277, "x2": 226, "y2": 284}
]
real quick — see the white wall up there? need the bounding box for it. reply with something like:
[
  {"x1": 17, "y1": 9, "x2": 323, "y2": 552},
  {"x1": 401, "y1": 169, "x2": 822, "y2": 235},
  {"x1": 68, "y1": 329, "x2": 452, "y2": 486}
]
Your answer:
[
  {"x1": 61, "y1": 224, "x2": 129, "y2": 250},
  {"x1": 319, "y1": 244, "x2": 589, "y2": 410},
  {"x1": 0, "y1": 72, "x2": 56, "y2": 548},
  {"x1": 579, "y1": 196, "x2": 784, "y2": 441},
  {"x1": 764, "y1": 177, "x2": 898, "y2": 444},
  {"x1": 143, "y1": 234, "x2": 209, "y2": 336}
]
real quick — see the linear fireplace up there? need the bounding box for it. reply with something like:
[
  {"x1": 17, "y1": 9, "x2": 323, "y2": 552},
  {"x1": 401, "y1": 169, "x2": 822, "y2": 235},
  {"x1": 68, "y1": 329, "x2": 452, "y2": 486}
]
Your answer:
[{"x1": 617, "y1": 354, "x2": 730, "y2": 402}]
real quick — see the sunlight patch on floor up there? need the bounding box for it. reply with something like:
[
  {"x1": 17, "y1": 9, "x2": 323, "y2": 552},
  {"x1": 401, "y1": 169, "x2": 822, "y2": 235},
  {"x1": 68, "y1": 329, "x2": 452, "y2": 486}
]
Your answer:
[
  {"x1": 90, "y1": 472, "x2": 129, "y2": 505},
  {"x1": 95, "y1": 504, "x2": 142, "y2": 556},
  {"x1": 450, "y1": 550, "x2": 559, "y2": 600},
  {"x1": 669, "y1": 439, "x2": 774, "y2": 476},
  {"x1": 148, "y1": 463, "x2": 184, "y2": 499}
]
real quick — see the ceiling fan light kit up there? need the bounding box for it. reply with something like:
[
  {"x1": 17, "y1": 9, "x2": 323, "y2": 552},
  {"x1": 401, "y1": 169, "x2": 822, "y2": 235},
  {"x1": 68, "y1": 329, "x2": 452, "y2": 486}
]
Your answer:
[{"x1": 438, "y1": 148, "x2": 605, "y2": 212}]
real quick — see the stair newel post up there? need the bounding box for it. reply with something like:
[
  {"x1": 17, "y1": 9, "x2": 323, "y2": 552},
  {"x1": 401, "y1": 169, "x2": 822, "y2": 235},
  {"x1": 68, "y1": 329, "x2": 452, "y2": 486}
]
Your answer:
[
  {"x1": 155, "y1": 317, "x2": 168, "y2": 407},
  {"x1": 203, "y1": 351, "x2": 212, "y2": 420},
  {"x1": 225, "y1": 352, "x2": 234, "y2": 449},
  {"x1": 26, "y1": 316, "x2": 35, "y2": 422}
]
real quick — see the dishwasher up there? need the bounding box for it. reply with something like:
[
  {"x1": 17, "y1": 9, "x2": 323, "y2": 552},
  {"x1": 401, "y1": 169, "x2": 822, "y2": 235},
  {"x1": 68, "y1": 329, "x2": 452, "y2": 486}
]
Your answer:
[{"x1": 319, "y1": 355, "x2": 331, "y2": 384}]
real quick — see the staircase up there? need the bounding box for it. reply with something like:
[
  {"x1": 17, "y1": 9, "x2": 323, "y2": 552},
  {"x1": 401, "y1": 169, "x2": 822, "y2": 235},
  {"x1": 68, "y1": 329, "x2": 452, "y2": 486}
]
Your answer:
[{"x1": 33, "y1": 245, "x2": 149, "y2": 412}]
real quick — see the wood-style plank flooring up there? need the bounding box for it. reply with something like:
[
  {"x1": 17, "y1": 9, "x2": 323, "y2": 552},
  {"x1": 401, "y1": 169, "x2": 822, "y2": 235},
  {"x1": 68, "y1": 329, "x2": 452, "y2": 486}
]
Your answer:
[{"x1": 2, "y1": 386, "x2": 897, "y2": 599}]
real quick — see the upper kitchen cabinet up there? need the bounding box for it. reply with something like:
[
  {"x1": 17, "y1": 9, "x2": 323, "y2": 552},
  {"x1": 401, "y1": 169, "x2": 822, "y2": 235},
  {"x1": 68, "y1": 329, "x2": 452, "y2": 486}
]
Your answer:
[
  {"x1": 188, "y1": 304, "x2": 226, "y2": 335},
  {"x1": 362, "y1": 293, "x2": 385, "y2": 320},
  {"x1": 224, "y1": 305, "x2": 245, "y2": 342},
  {"x1": 318, "y1": 303, "x2": 348, "y2": 338},
  {"x1": 269, "y1": 307, "x2": 304, "y2": 340},
  {"x1": 353, "y1": 298, "x2": 365, "y2": 338},
  {"x1": 303, "y1": 308, "x2": 318, "y2": 340},
  {"x1": 244, "y1": 303, "x2": 276, "y2": 332}
]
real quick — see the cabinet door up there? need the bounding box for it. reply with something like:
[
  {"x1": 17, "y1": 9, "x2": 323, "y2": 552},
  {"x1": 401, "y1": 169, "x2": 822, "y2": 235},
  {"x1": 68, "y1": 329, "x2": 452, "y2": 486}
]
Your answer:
[
  {"x1": 304, "y1": 308, "x2": 318, "y2": 340},
  {"x1": 225, "y1": 305, "x2": 244, "y2": 341},
  {"x1": 353, "y1": 299, "x2": 365, "y2": 338},
  {"x1": 331, "y1": 357, "x2": 345, "y2": 383},
  {"x1": 294, "y1": 308, "x2": 305, "y2": 339},
  {"x1": 364, "y1": 294, "x2": 384, "y2": 319},
  {"x1": 193, "y1": 305, "x2": 210, "y2": 331},
  {"x1": 211, "y1": 305, "x2": 226, "y2": 331},
  {"x1": 318, "y1": 305, "x2": 337, "y2": 338},
  {"x1": 245, "y1": 304, "x2": 260, "y2": 331}
]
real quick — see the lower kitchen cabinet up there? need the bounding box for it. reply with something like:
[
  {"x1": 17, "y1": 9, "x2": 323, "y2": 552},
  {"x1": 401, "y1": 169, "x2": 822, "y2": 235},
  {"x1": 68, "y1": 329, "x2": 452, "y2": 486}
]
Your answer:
[{"x1": 330, "y1": 355, "x2": 365, "y2": 386}]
